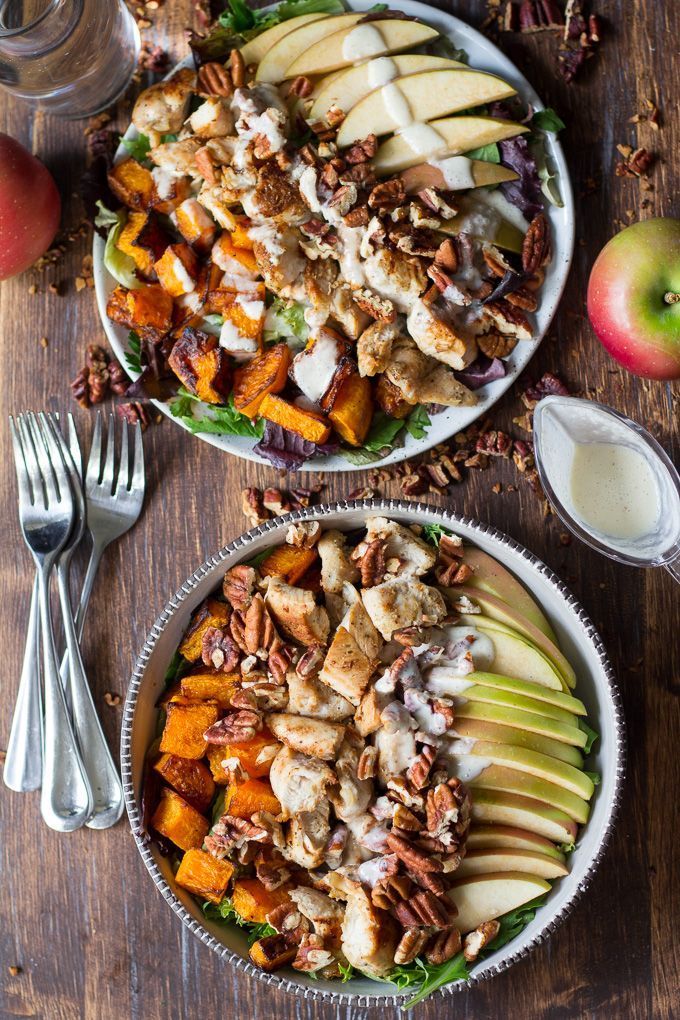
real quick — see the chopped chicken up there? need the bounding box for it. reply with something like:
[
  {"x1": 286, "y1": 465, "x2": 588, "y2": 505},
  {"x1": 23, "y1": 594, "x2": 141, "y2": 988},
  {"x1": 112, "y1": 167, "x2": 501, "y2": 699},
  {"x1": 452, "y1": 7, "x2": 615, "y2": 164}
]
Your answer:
[
  {"x1": 362, "y1": 577, "x2": 447, "y2": 640},
  {"x1": 285, "y1": 803, "x2": 330, "y2": 869},
  {"x1": 317, "y1": 530, "x2": 360, "y2": 594},
  {"x1": 354, "y1": 686, "x2": 384, "y2": 737},
  {"x1": 267, "y1": 713, "x2": 345, "y2": 761},
  {"x1": 265, "y1": 576, "x2": 330, "y2": 645},
  {"x1": 289, "y1": 887, "x2": 344, "y2": 942},
  {"x1": 386, "y1": 335, "x2": 476, "y2": 407},
  {"x1": 198, "y1": 182, "x2": 242, "y2": 229},
  {"x1": 362, "y1": 248, "x2": 427, "y2": 314},
  {"x1": 287, "y1": 671, "x2": 354, "y2": 721},
  {"x1": 150, "y1": 137, "x2": 202, "y2": 179},
  {"x1": 340, "y1": 882, "x2": 399, "y2": 978},
  {"x1": 340, "y1": 587, "x2": 383, "y2": 659},
  {"x1": 304, "y1": 258, "x2": 338, "y2": 331},
  {"x1": 243, "y1": 162, "x2": 308, "y2": 225},
  {"x1": 374, "y1": 725, "x2": 417, "y2": 784},
  {"x1": 251, "y1": 227, "x2": 307, "y2": 301},
  {"x1": 407, "y1": 298, "x2": 478, "y2": 371},
  {"x1": 329, "y1": 284, "x2": 370, "y2": 339},
  {"x1": 189, "y1": 97, "x2": 233, "y2": 139},
  {"x1": 365, "y1": 516, "x2": 437, "y2": 578},
  {"x1": 356, "y1": 319, "x2": 401, "y2": 377},
  {"x1": 329, "y1": 731, "x2": 373, "y2": 820},
  {"x1": 319, "y1": 625, "x2": 378, "y2": 706},
  {"x1": 132, "y1": 68, "x2": 196, "y2": 144},
  {"x1": 269, "y1": 747, "x2": 334, "y2": 818}
]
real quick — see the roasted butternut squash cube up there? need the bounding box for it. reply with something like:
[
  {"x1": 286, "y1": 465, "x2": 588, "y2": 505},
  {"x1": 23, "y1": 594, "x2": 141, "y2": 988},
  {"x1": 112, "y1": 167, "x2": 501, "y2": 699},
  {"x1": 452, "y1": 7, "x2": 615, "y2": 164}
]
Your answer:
[
  {"x1": 168, "y1": 328, "x2": 233, "y2": 405},
  {"x1": 213, "y1": 233, "x2": 258, "y2": 274},
  {"x1": 117, "y1": 212, "x2": 170, "y2": 279},
  {"x1": 154, "y1": 243, "x2": 199, "y2": 298},
  {"x1": 225, "y1": 778, "x2": 281, "y2": 819},
  {"x1": 232, "y1": 878, "x2": 290, "y2": 924},
  {"x1": 230, "y1": 218, "x2": 254, "y2": 251},
  {"x1": 108, "y1": 158, "x2": 155, "y2": 210},
  {"x1": 125, "y1": 285, "x2": 173, "y2": 331},
  {"x1": 151, "y1": 788, "x2": 209, "y2": 851},
  {"x1": 179, "y1": 598, "x2": 231, "y2": 662},
  {"x1": 106, "y1": 285, "x2": 136, "y2": 329},
  {"x1": 175, "y1": 848, "x2": 234, "y2": 904},
  {"x1": 174, "y1": 197, "x2": 216, "y2": 253},
  {"x1": 376, "y1": 374, "x2": 413, "y2": 419},
  {"x1": 260, "y1": 545, "x2": 318, "y2": 585},
  {"x1": 206, "y1": 745, "x2": 230, "y2": 785},
  {"x1": 153, "y1": 752, "x2": 216, "y2": 812},
  {"x1": 153, "y1": 175, "x2": 191, "y2": 215},
  {"x1": 159, "y1": 699, "x2": 219, "y2": 759},
  {"x1": 249, "y1": 934, "x2": 296, "y2": 972},
  {"x1": 328, "y1": 371, "x2": 373, "y2": 446},
  {"x1": 221, "y1": 727, "x2": 280, "y2": 779},
  {"x1": 259, "y1": 394, "x2": 331, "y2": 445},
  {"x1": 232, "y1": 343, "x2": 292, "y2": 418},
  {"x1": 180, "y1": 670, "x2": 240, "y2": 709}
]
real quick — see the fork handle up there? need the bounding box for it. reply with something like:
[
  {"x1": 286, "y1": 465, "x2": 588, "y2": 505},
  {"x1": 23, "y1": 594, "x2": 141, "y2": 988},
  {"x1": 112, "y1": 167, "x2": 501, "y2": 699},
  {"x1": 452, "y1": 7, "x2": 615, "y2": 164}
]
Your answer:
[
  {"x1": 38, "y1": 567, "x2": 93, "y2": 831},
  {"x1": 56, "y1": 564, "x2": 124, "y2": 829},
  {"x1": 3, "y1": 574, "x2": 43, "y2": 792},
  {"x1": 74, "y1": 541, "x2": 105, "y2": 640}
]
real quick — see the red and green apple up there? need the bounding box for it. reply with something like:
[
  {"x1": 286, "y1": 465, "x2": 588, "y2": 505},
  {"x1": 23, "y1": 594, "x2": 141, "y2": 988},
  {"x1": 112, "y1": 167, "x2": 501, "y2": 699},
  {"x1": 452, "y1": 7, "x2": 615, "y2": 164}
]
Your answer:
[{"x1": 0, "y1": 133, "x2": 61, "y2": 281}]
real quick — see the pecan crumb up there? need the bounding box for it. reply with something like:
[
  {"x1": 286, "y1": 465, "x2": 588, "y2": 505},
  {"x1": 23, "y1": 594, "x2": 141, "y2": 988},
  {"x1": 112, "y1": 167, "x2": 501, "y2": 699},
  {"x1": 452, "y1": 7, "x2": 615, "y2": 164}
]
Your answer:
[{"x1": 104, "y1": 691, "x2": 121, "y2": 707}]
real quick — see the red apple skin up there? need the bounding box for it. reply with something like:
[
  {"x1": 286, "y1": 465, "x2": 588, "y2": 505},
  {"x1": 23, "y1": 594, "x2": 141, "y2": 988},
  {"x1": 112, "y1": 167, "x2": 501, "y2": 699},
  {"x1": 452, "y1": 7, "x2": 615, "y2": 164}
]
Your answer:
[
  {"x1": 587, "y1": 218, "x2": 680, "y2": 380},
  {"x1": 0, "y1": 133, "x2": 61, "y2": 281}
]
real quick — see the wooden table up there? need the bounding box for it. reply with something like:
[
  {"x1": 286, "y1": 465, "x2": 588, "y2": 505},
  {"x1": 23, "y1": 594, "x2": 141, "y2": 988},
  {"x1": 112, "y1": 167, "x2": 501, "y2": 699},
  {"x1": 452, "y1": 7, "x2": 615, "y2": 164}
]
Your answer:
[{"x1": 1, "y1": 2, "x2": 678, "y2": 1017}]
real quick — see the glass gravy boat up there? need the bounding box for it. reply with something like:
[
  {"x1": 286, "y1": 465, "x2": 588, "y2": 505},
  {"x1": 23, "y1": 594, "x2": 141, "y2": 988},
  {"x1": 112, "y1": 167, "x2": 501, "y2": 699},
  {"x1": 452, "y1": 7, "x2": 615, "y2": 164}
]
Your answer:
[{"x1": 532, "y1": 395, "x2": 680, "y2": 581}]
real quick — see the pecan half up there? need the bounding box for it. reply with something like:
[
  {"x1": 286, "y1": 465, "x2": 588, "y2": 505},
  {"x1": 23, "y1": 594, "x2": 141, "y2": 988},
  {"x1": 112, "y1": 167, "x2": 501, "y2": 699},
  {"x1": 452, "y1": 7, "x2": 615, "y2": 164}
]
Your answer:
[
  {"x1": 463, "y1": 919, "x2": 501, "y2": 962},
  {"x1": 522, "y1": 212, "x2": 551, "y2": 275},
  {"x1": 201, "y1": 626, "x2": 240, "y2": 672},
  {"x1": 229, "y1": 48, "x2": 245, "y2": 88},
  {"x1": 393, "y1": 889, "x2": 451, "y2": 929},
  {"x1": 351, "y1": 537, "x2": 386, "y2": 587},
  {"x1": 386, "y1": 832, "x2": 443, "y2": 873},
  {"x1": 242, "y1": 487, "x2": 270, "y2": 526},
  {"x1": 406, "y1": 745, "x2": 436, "y2": 790},
  {"x1": 368, "y1": 178, "x2": 405, "y2": 209},
  {"x1": 288, "y1": 75, "x2": 313, "y2": 98},
  {"x1": 394, "y1": 928, "x2": 429, "y2": 965},
  {"x1": 293, "y1": 933, "x2": 335, "y2": 972},
  {"x1": 371, "y1": 874, "x2": 412, "y2": 910},
  {"x1": 267, "y1": 900, "x2": 308, "y2": 936},
  {"x1": 203, "y1": 710, "x2": 262, "y2": 745},
  {"x1": 268, "y1": 644, "x2": 294, "y2": 685},
  {"x1": 197, "y1": 62, "x2": 233, "y2": 97},
  {"x1": 244, "y1": 593, "x2": 278, "y2": 657},
  {"x1": 223, "y1": 564, "x2": 257, "y2": 612},
  {"x1": 204, "y1": 814, "x2": 269, "y2": 857},
  {"x1": 255, "y1": 850, "x2": 291, "y2": 891},
  {"x1": 426, "y1": 927, "x2": 462, "y2": 964},
  {"x1": 477, "y1": 331, "x2": 518, "y2": 359},
  {"x1": 296, "y1": 644, "x2": 325, "y2": 679}
]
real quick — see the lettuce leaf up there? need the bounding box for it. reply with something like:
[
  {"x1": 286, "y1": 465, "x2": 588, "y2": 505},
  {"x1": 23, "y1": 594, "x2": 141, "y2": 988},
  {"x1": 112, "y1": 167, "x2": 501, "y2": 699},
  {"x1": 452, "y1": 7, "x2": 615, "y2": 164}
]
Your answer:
[
  {"x1": 202, "y1": 898, "x2": 276, "y2": 946},
  {"x1": 421, "y1": 522, "x2": 453, "y2": 546},
  {"x1": 465, "y1": 142, "x2": 501, "y2": 163},
  {"x1": 342, "y1": 404, "x2": 431, "y2": 463},
  {"x1": 192, "y1": 0, "x2": 344, "y2": 62},
  {"x1": 96, "y1": 201, "x2": 140, "y2": 289},
  {"x1": 122, "y1": 133, "x2": 152, "y2": 163},
  {"x1": 264, "y1": 297, "x2": 309, "y2": 345},
  {"x1": 169, "y1": 388, "x2": 264, "y2": 438},
  {"x1": 578, "y1": 719, "x2": 599, "y2": 754},
  {"x1": 530, "y1": 108, "x2": 565, "y2": 133},
  {"x1": 125, "y1": 330, "x2": 143, "y2": 375}
]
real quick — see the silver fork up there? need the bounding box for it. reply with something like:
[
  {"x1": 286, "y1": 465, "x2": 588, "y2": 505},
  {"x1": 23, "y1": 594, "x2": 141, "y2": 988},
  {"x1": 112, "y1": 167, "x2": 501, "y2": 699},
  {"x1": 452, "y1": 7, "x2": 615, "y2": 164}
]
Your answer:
[
  {"x1": 53, "y1": 414, "x2": 125, "y2": 829},
  {"x1": 9, "y1": 413, "x2": 93, "y2": 831}
]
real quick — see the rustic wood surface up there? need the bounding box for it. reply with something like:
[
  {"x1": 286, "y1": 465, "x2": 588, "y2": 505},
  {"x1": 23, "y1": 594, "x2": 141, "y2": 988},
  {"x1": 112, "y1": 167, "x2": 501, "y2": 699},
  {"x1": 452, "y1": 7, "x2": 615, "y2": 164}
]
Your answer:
[{"x1": 1, "y1": 1, "x2": 678, "y2": 1018}]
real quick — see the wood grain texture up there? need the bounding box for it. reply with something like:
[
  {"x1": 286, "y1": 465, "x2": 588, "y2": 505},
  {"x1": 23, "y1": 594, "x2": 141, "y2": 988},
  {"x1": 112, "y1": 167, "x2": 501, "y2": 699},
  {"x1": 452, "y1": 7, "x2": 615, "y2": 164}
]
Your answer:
[{"x1": 1, "y1": 1, "x2": 678, "y2": 1018}]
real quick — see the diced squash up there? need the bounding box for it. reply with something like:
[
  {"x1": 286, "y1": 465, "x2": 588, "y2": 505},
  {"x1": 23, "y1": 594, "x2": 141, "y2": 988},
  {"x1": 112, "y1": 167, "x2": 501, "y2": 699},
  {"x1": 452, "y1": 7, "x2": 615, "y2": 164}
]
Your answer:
[
  {"x1": 222, "y1": 301, "x2": 265, "y2": 344},
  {"x1": 155, "y1": 243, "x2": 199, "y2": 298},
  {"x1": 159, "y1": 699, "x2": 219, "y2": 759},
  {"x1": 179, "y1": 598, "x2": 231, "y2": 662},
  {"x1": 214, "y1": 233, "x2": 259, "y2": 274},
  {"x1": 125, "y1": 285, "x2": 173, "y2": 331},
  {"x1": 376, "y1": 374, "x2": 414, "y2": 419},
  {"x1": 174, "y1": 196, "x2": 217, "y2": 252},
  {"x1": 260, "y1": 545, "x2": 318, "y2": 585},
  {"x1": 328, "y1": 371, "x2": 373, "y2": 446},
  {"x1": 168, "y1": 328, "x2": 233, "y2": 405},
  {"x1": 153, "y1": 752, "x2": 216, "y2": 812},
  {"x1": 249, "y1": 934, "x2": 297, "y2": 972},
  {"x1": 259, "y1": 394, "x2": 331, "y2": 445},
  {"x1": 206, "y1": 281, "x2": 265, "y2": 317},
  {"x1": 158, "y1": 680, "x2": 183, "y2": 706},
  {"x1": 225, "y1": 778, "x2": 281, "y2": 819},
  {"x1": 117, "y1": 212, "x2": 170, "y2": 278},
  {"x1": 175, "y1": 848, "x2": 235, "y2": 904},
  {"x1": 232, "y1": 878, "x2": 291, "y2": 924},
  {"x1": 230, "y1": 218, "x2": 254, "y2": 250},
  {"x1": 233, "y1": 343, "x2": 292, "y2": 418},
  {"x1": 153, "y1": 175, "x2": 191, "y2": 215},
  {"x1": 221, "y1": 727, "x2": 280, "y2": 779},
  {"x1": 319, "y1": 358, "x2": 354, "y2": 413},
  {"x1": 180, "y1": 670, "x2": 240, "y2": 709},
  {"x1": 206, "y1": 746, "x2": 231, "y2": 785},
  {"x1": 108, "y1": 158, "x2": 155, "y2": 210},
  {"x1": 151, "y1": 788, "x2": 209, "y2": 851},
  {"x1": 106, "y1": 285, "x2": 136, "y2": 329}
]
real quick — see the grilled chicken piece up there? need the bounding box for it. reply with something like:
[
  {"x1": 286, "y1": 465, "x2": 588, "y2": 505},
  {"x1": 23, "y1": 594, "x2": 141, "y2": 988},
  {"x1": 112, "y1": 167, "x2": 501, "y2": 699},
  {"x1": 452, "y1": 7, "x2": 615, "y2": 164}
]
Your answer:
[
  {"x1": 265, "y1": 576, "x2": 330, "y2": 645},
  {"x1": 362, "y1": 248, "x2": 427, "y2": 315},
  {"x1": 374, "y1": 725, "x2": 417, "y2": 784},
  {"x1": 132, "y1": 68, "x2": 196, "y2": 144},
  {"x1": 341, "y1": 882, "x2": 399, "y2": 978},
  {"x1": 287, "y1": 671, "x2": 354, "y2": 721},
  {"x1": 329, "y1": 731, "x2": 373, "y2": 821},
  {"x1": 267, "y1": 713, "x2": 346, "y2": 761},
  {"x1": 303, "y1": 258, "x2": 338, "y2": 331},
  {"x1": 341, "y1": 586, "x2": 383, "y2": 659},
  {"x1": 251, "y1": 228, "x2": 307, "y2": 302},
  {"x1": 244, "y1": 161, "x2": 308, "y2": 225},
  {"x1": 269, "y1": 746, "x2": 334, "y2": 818},
  {"x1": 362, "y1": 577, "x2": 447, "y2": 640},
  {"x1": 354, "y1": 686, "x2": 384, "y2": 737},
  {"x1": 386, "y1": 335, "x2": 476, "y2": 407},
  {"x1": 365, "y1": 516, "x2": 437, "y2": 577},
  {"x1": 407, "y1": 298, "x2": 478, "y2": 371},
  {"x1": 319, "y1": 626, "x2": 378, "y2": 706},
  {"x1": 330, "y1": 284, "x2": 370, "y2": 339},
  {"x1": 285, "y1": 802, "x2": 330, "y2": 870},
  {"x1": 150, "y1": 137, "x2": 203, "y2": 179},
  {"x1": 317, "y1": 530, "x2": 360, "y2": 594},
  {"x1": 289, "y1": 887, "x2": 345, "y2": 942},
  {"x1": 356, "y1": 319, "x2": 401, "y2": 377},
  {"x1": 189, "y1": 97, "x2": 234, "y2": 139}
]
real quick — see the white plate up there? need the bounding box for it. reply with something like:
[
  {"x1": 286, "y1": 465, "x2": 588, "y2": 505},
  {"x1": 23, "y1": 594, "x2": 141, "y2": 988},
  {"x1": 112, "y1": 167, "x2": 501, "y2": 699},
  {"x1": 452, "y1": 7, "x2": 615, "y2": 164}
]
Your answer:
[
  {"x1": 121, "y1": 500, "x2": 624, "y2": 1007},
  {"x1": 94, "y1": 0, "x2": 574, "y2": 471}
]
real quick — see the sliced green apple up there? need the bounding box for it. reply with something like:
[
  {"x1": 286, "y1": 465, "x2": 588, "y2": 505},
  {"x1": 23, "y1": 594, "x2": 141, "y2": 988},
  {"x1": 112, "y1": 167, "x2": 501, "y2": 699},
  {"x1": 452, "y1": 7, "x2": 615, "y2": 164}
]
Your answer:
[
  {"x1": 458, "y1": 617, "x2": 565, "y2": 691},
  {"x1": 336, "y1": 69, "x2": 516, "y2": 146},
  {"x1": 471, "y1": 789, "x2": 578, "y2": 844},
  {"x1": 467, "y1": 824, "x2": 565, "y2": 861},
  {"x1": 240, "y1": 13, "x2": 329, "y2": 66},
  {"x1": 400, "y1": 158, "x2": 519, "y2": 193},
  {"x1": 457, "y1": 590, "x2": 576, "y2": 688},
  {"x1": 373, "y1": 116, "x2": 529, "y2": 175},
  {"x1": 470, "y1": 764, "x2": 590, "y2": 823},
  {"x1": 448, "y1": 872, "x2": 551, "y2": 934},
  {"x1": 453, "y1": 718, "x2": 584, "y2": 767},
  {"x1": 256, "y1": 12, "x2": 364, "y2": 82},
  {"x1": 456, "y1": 702, "x2": 586, "y2": 748},
  {"x1": 456, "y1": 848, "x2": 569, "y2": 880},
  {"x1": 285, "y1": 19, "x2": 439, "y2": 79},
  {"x1": 309, "y1": 54, "x2": 465, "y2": 118},
  {"x1": 461, "y1": 683, "x2": 579, "y2": 726},
  {"x1": 463, "y1": 672, "x2": 587, "y2": 717},
  {"x1": 461, "y1": 547, "x2": 557, "y2": 641},
  {"x1": 452, "y1": 739, "x2": 593, "y2": 799}
]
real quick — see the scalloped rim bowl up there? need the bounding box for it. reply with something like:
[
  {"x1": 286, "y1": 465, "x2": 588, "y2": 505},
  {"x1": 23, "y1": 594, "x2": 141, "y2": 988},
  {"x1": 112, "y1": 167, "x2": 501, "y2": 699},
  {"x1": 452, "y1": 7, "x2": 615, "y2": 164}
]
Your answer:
[
  {"x1": 93, "y1": 0, "x2": 575, "y2": 472},
  {"x1": 121, "y1": 500, "x2": 625, "y2": 1006}
]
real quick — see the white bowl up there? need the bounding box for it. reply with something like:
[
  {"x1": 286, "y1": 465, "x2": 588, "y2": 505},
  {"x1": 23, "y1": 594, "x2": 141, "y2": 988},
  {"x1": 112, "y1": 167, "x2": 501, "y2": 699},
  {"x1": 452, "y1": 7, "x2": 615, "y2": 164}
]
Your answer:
[
  {"x1": 94, "y1": 0, "x2": 575, "y2": 472},
  {"x1": 121, "y1": 500, "x2": 624, "y2": 1007}
]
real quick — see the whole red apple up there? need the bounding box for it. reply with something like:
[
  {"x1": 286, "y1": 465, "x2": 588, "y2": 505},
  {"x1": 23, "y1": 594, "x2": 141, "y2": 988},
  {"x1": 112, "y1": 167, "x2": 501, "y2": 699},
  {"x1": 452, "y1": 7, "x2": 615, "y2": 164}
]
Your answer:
[
  {"x1": 587, "y1": 217, "x2": 680, "y2": 380},
  {"x1": 0, "y1": 133, "x2": 61, "y2": 281}
]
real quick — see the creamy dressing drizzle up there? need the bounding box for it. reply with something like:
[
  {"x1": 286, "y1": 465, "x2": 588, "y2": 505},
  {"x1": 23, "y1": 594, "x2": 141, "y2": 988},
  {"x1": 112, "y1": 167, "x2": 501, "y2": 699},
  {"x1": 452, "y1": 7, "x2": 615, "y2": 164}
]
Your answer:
[
  {"x1": 429, "y1": 155, "x2": 476, "y2": 190},
  {"x1": 398, "y1": 122, "x2": 446, "y2": 155},
  {"x1": 367, "y1": 56, "x2": 398, "y2": 88},
  {"x1": 381, "y1": 81, "x2": 412, "y2": 128},
  {"x1": 342, "y1": 23, "x2": 386, "y2": 61}
]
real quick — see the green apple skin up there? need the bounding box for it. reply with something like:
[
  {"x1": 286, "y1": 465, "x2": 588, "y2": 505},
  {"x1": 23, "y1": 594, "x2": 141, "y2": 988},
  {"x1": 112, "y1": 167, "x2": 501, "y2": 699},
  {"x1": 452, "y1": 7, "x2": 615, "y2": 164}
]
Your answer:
[
  {"x1": 458, "y1": 615, "x2": 566, "y2": 691},
  {"x1": 460, "y1": 739, "x2": 593, "y2": 799},
  {"x1": 462, "y1": 683, "x2": 578, "y2": 726},
  {"x1": 471, "y1": 763, "x2": 590, "y2": 822},
  {"x1": 587, "y1": 218, "x2": 680, "y2": 380},
  {"x1": 465, "y1": 672, "x2": 587, "y2": 716},
  {"x1": 454, "y1": 717, "x2": 584, "y2": 767},
  {"x1": 467, "y1": 824, "x2": 565, "y2": 860},
  {"x1": 448, "y1": 872, "x2": 551, "y2": 933},
  {"x1": 471, "y1": 789, "x2": 578, "y2": 844},
  {"x1": 456, "y1": 848, "x2": 568, "y2": 880},
  {"x1": 456, "y1": 701, "x2": 586, "y2": 748}
]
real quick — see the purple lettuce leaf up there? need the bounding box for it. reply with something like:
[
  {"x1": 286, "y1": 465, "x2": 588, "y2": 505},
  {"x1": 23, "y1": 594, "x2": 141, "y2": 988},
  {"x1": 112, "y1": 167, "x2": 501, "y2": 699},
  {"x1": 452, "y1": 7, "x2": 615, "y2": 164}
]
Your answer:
[
  {"x1": 253, "y1": 421, "x2": 338, "y2": 471},
  {"x1": 455, "y1": 355, "x2": 507, "y2": 390},
  {"x1": 496, "y1": 135, "x2": 544, "y2": 221}
]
